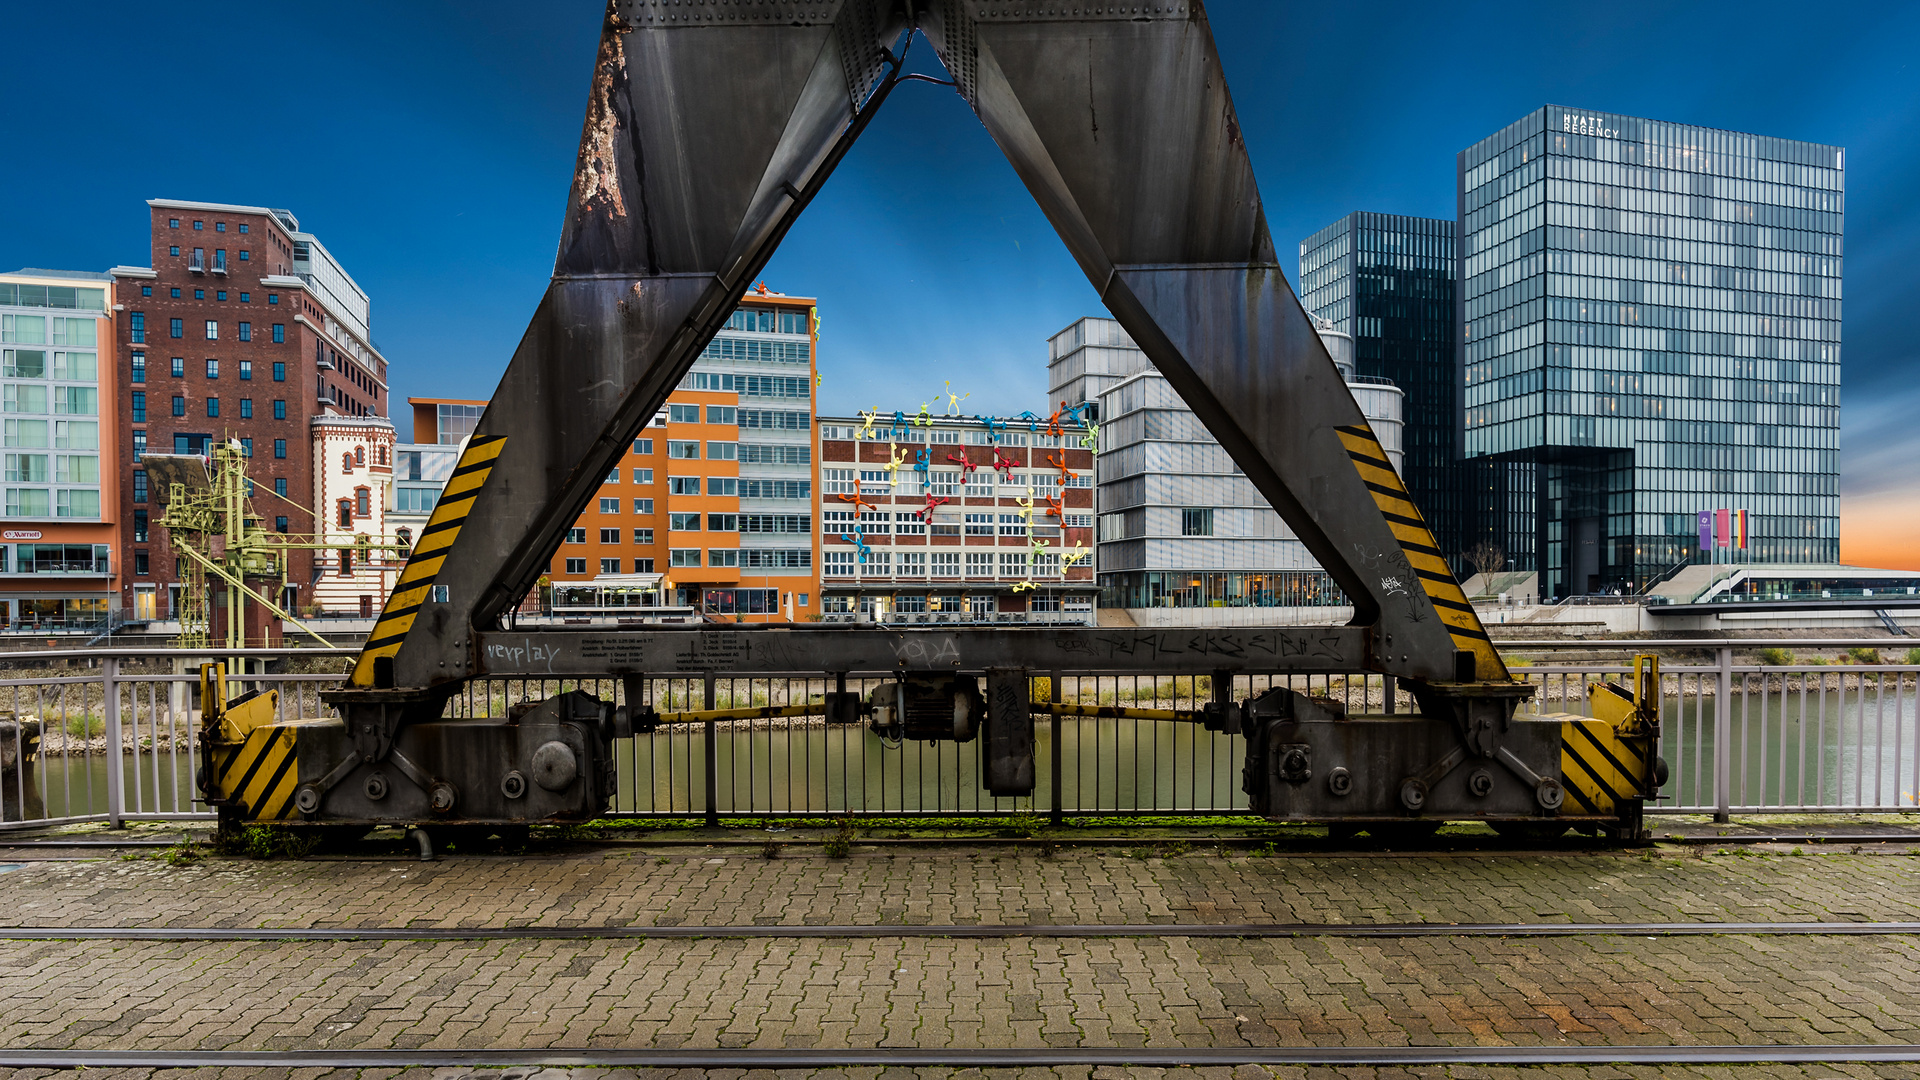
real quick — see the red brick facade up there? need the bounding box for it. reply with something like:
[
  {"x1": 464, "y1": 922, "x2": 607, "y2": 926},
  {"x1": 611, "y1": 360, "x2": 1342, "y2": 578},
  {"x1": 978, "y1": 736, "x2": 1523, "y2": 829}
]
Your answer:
[{"x1": 113, "y1": 201, "x2": 388, "y2": 620}]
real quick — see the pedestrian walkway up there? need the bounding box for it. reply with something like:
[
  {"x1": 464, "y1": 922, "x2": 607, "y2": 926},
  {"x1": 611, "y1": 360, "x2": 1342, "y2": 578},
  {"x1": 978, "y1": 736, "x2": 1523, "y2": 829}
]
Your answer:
[{"x1": 0, "y1": 844, "x2": 1914, "y2": 1078}]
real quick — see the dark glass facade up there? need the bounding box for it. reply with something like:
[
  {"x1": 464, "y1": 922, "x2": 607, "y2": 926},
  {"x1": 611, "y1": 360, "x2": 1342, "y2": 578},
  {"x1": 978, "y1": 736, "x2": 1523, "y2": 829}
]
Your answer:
[
  {"x1": 1458, "y1": 106, "x2": 1842, "y2": 597},
  {"x1": 1300, "y1": 213, "x2": 1469, "y2": 567}
]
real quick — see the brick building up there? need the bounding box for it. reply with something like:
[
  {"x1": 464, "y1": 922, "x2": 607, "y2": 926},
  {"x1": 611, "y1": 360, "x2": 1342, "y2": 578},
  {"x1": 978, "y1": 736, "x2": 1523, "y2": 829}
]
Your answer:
[
  {"x1": 544, "y1": 287, "x2": 821, "y2": 623},
  {"x1": 111, "y1": 200, "x2": 389, "y2": 620},
  {"x1": 817, "y1": 413, "x2": 1097, "y2": 623}
]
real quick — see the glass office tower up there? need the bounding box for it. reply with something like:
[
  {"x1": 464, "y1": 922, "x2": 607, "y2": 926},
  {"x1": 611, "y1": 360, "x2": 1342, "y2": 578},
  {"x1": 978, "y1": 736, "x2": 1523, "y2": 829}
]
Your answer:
[
  {"x1": 1300, "y1": 213, "x2": 1467, "y2": 567},
  {"x1": 1458, "y1": 106, "x2": 1842, "y2": 597}
]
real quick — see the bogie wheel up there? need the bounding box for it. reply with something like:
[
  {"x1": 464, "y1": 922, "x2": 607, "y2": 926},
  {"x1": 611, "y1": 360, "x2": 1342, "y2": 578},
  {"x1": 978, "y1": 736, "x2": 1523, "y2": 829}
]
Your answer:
[{"x1": 1490, "y1": 821, "x2": 1571, "y2": 842}]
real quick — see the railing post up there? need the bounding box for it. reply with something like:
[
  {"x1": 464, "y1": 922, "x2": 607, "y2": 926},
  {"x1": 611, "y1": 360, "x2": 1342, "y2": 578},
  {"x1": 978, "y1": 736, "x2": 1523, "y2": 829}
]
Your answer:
[
  {"x1": 103, "y1": 658, "x2": 125, "y2": 828},
  {"x1": 1049, "y1": 669, "x2": 1063, "y2": 825},
  {"x1": 1715, "y1": 646, "x2": 1732, "y2": 823},
  {"x1": 703, "y1": 672, "x2": 719, "y2": 827}
]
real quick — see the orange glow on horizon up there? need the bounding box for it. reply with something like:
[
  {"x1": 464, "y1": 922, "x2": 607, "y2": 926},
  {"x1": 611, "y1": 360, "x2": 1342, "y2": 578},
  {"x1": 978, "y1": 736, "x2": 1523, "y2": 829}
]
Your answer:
[{"x1": 1842, "y1": 493, "x2": 1920, "y2": 572}]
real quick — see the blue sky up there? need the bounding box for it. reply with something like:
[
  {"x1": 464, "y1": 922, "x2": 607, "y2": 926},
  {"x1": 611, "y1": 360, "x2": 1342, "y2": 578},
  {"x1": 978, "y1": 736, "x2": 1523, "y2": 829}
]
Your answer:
[{"x1": 2, "y1": 2, "x2": 1916, "y2": 555}]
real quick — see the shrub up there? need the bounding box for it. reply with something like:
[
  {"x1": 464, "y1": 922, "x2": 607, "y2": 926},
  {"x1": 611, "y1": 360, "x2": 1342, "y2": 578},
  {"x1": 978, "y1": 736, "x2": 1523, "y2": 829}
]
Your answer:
[
  {"x1": 1906, "y1": 648, "x2": 1920, "y2": 666},
  {"x1": 213, "y1": 825, "x2": 316, "y2": 860},
  {"x1": 823, "y1": 817, "x2": 854, "y2": 858},
  {"x1": 1758, "y1": 648, "x2": 1793, "y2": 666},
  {"x1": 1848, "y1": 647, "x2": 1882, "y2": 665}
]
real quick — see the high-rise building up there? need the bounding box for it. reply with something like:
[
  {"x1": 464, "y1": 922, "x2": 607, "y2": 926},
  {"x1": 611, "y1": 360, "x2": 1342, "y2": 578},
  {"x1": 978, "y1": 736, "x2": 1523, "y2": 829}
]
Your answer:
[
  {"x1": 1299, "y1": 213, "x2": 1469, "y2": 566},
  {"x1": 1458, "y1": 107, "x2": 1842, "y2": 597},
  {"x1": 0, "y1": 269, "x2": 121, "y2": 630},
  {"x1": 111, "y1": 200, "x2": 391, "y2": 620},
  {"x1": 544, "y1": 288, "x2": 821, "y2": 623},
  {"x1": 816, "y1": 413, "x2": 1097, "y2": 623},
  {"x1": 1056, "y1": 317, "x2": 1404, "y2": 623}
]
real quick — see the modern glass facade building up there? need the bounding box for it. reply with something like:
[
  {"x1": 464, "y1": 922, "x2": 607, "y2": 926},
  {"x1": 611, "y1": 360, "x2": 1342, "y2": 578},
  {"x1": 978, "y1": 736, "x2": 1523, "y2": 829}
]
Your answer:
[
  {"x1": 1458, "y1": 106, "x2": 1842, "y2": 596},
  {"x1": 1300, "y1": 213, "x2": 1468, "y2": 566}
]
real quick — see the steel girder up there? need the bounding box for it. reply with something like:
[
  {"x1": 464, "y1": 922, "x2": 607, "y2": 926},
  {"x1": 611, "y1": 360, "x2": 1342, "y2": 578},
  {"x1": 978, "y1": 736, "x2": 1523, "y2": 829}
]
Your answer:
[{"x1": 347, "y1": 0, "x2": 1505, "y2": 697}]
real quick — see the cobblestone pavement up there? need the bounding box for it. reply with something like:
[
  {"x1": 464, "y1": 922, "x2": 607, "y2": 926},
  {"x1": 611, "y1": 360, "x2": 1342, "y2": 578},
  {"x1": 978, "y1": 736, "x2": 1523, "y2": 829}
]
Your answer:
[
  {"x1": 0, "y1": 849, "x2": 1916, "y2": 1073},
  {"x1": 1, "y1": 847, "x2": 1917, "y2": 929}
]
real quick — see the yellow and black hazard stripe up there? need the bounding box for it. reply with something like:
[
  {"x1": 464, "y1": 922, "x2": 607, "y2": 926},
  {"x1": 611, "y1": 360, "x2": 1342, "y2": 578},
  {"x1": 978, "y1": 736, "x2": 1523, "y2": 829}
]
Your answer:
[
  {"x1": 1335, "y1": 423, "x2": 1506, "y2": 682},
  {"x1": 350, "y1": 434, "x2": 507, "y2": 687},
  {"x1": 212, "y1": 725, "x2": 300, "y2": 821},
  {"x1": 1558, "y1": 717, "x2": 1652, "y2": 815}
]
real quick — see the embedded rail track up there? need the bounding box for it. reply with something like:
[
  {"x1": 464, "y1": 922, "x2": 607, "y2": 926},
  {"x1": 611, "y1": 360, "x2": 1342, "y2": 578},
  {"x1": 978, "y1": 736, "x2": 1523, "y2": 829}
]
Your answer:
[
  {"x1": 2, "y1": 1045, "x2": 1917, "y2": 1068},
  {"x1": 3, "y1": 920, "x2": 1918, "y2": 942}
]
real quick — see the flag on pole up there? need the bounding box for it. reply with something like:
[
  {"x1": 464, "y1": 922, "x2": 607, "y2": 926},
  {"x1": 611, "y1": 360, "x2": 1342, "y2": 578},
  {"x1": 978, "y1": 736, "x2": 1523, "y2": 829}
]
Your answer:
[
  {"x1": 1697, "y1": 510, "x2": 1712, "y2": 551},
  {"x1": 1715, "y1": 508, "x2": 1730, "y2": 549}
]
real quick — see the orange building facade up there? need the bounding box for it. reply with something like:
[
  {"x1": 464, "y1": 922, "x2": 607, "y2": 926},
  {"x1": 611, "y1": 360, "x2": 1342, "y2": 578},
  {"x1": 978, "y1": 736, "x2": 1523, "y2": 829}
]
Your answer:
[{"x1": 544, "y1": 288, "x2": 821, "y2": 623}]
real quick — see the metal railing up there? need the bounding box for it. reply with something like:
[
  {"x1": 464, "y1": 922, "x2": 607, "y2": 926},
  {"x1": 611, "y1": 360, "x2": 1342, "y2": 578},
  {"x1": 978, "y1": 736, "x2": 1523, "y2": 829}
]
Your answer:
[{"x1": 1, "y1": 639, "x2": 1914, "y2": 829}]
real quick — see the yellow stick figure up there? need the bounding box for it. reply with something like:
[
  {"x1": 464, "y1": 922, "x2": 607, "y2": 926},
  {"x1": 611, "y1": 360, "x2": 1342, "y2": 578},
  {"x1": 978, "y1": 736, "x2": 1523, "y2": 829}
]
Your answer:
[
  {"x1": 883, "y1": 442, "x2": 908, "y2": 487},
  {"x1": 944, "y1": 381, "x2": 971, "y2": 416},
  {"x1": 857, "y1": 409, "x2": 881, "y2": 440},
  {"x1": 1012, "y1": 580, "x2": 1036, "y2": 593}
]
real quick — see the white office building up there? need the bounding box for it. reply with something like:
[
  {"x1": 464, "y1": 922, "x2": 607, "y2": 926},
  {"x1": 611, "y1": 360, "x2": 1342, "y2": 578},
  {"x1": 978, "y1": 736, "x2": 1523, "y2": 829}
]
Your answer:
[{"x1": 1050, "y1": 316, "x2": 1403, "y2": 626}]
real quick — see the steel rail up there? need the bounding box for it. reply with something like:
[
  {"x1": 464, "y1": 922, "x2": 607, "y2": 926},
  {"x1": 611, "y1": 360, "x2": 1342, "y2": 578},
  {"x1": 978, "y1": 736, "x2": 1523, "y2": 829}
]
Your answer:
[
  {"x1": 3, "y1": 920, "x2": 1916, "y2": 942},
  {"x1": 0, "y1": 1045, "x2": 1916, "y2": 1068}
]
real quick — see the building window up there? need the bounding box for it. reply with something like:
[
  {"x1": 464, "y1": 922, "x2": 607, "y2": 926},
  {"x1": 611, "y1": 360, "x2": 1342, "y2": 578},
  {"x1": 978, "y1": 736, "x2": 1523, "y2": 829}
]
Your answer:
[
  {"x1": 966, "y1": 552, "x2": 995, "y2": 577},
  {"x1": 632, "y1": 438, "x2": 652, "y2": 455},
  {"x1": 169, "y1": 357, "x2": 183, "y2": 377},
  {"x1": 633, "y1": 498, "x2": 654, "y2": 514},
  {"x1": 129, "y1": 313, "x2": 146, "y2": 343},
  {"x1": 168, "y1": 247, "x2": 179, "y2": 258},
  {"x1": 707, "y1": 477, "x2": 737, "y2": 496},
  {"x1": 598, "y1": 497, "x2": 619, "y2": 514},
  {"x1": 204, "y1": 321, "x2": 218, "y2": 341},
  {"x1": 239, "y1": 292, "x2": 249, "y2": 302},
  {"x1": 273, "y1": 400, "x2": 286, "y2": 420},
  {"x1": 239, "y1": 360, "x2": 252, "y2": 380},
  {"x1": 275, "y1": 516, "x2": 287, "y2": 533},
  {"x1": 274, "y1": 478, "x2": 287, "y2": 497},
  {"x1": 632, "y1": 528, "x2": 653, "y2": 544},
  {"x1": 354, "y1": 445, "x2": 365, "y2": 466},
  {"x1": 193, "y1": 220, "x2": 203, "y2": 230},
  {"x1": 132, "y1": 470, "x2": 146, "y2": 503},
  {"x1": 708, "y1": 549, "x2": 738, "y2": 568},
  {"x1": 132, "y1": 430, "x2": 147, "y2": 459},
  {"x1": 171, "y1": 396, "x2": 185, "y2": 417},
  {"x1": 668, "y1": 476, "x2": 699, "y2": 496},
  {"x1": 706, "y1": 441, "x2": 737, "y2": 460},
  {"x1": 669, "y1": 512, "x2": 700, "y2": 531},
  {"x1": 1181, "y1": 508, "x2": 1214, "y2": 536},
  {"x1": 669, "y1": 548, "x2": 701, "y2": 567},
  {"x1": 598, "y1": 527, "x2": 620, "y2": 543},
  {"x1": 205, "y1": 359, "x2": 219, "y2": 379},
  {"x1": 170, "y1": 288, "x2": 180, "y2": 298},
  {"x1": 705, "y1": 405, "x2": 735, "y2": 424},
  {"x1": 131, "y1": 392, "x2": 146, "y2": 422},
  {"x1": 268, "y1": 294, "x2": 278, "y2": 305},
  {"x1": 273, "y1": 438, "x2": 286, "y2": 459},
  {"x1": 667, "y1": 404, "x2": 700, "y2": 424},
  {"x1": 206, "y1": 397, "x2": 219, "y2": 418},
  {"x1": 824, "y1": 550, "x2": 854, "y2": 577},
  {"x1": 134, "y1": 550, "x2": 149, "y2": 575},
  {"x1": 706, "y1": 513, "x2": 737, "y2": 532},
  {"x1": 194, "y1": 289, "x2": 205, "y2": 300},
  {"x1": 355, "y1": 487, "x2": 370, "y2": 517},
  {"x1": 338, "y1": 548, "x2": 352, "y2": 576},
  {"x1": 271, "y1": 323, "x2": 285, "y2": 344},
  {"x1": 238, "y1": 399, "x2": 252, "y2": 418},
  {"x1": 600, "y1": 558, "x2": 621, "y2": 574},
  {"x1": 564, "y1": 557, "x2": 588, "y2": 574},
  {"x1": 666, "y1": 440, "x2": 699, "y2": 459},
  {"x1": 130, "y1": 353, "x2": 145, "y2": 382},
  {"x1": 337, "y1": 500, "x2": 353, "y2": 528},
  {"x1": 141, "y1": 286, "x2": 151, "y2": 297},
  {"x1": 238, "y1": 251, "x2": 249, "y2": 262},
  {"x1": 272, "y1": 361, "x2": 285, "y2": 381},
  {"x1": 169, "y1": 218, "x2": 179, "y2": 228},
  {"x1": 169, "y1": 318, "x2": 183, "y2": 339},
  {"x1": 566, "y1": 527, "x2": 586, "y2": 543},
  {"x1": 632, "y1": 468, "x2": 652, "y2": 483},
  {"x1": 237, "y1": 322, "x2": 251, "y2": 342}
]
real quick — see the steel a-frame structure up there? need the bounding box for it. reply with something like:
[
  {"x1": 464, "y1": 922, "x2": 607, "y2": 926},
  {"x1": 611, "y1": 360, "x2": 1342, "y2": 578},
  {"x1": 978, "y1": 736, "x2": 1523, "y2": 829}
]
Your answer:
[{"x1": 195, "y1": 1, "x2": 1658, "y2": 842}]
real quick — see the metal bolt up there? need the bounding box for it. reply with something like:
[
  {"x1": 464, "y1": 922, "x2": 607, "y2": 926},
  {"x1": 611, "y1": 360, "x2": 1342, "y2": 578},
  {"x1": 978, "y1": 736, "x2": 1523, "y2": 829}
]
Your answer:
[
  {"x1": 294, "y1": 786, "x2": 321, "y2": 814},
  {"x1": 1326, "y1": 766, "x2": 1353, "y2": 797},
  {"x1": 1399, "y1": 777, "x2": 1428, "y2": 812},
  {"x1": 429, "y1": 782, "x2": 458, "y2": 814},
  {"x1": 1467, "y1": 769, "x2": 1494, "y2": 797},
  {"x1": 364, "y1": 772, "x2": 389, "y2": 801},
  {"x1": 501, "y1": 771, "x2": 528, "y2": 800}
]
